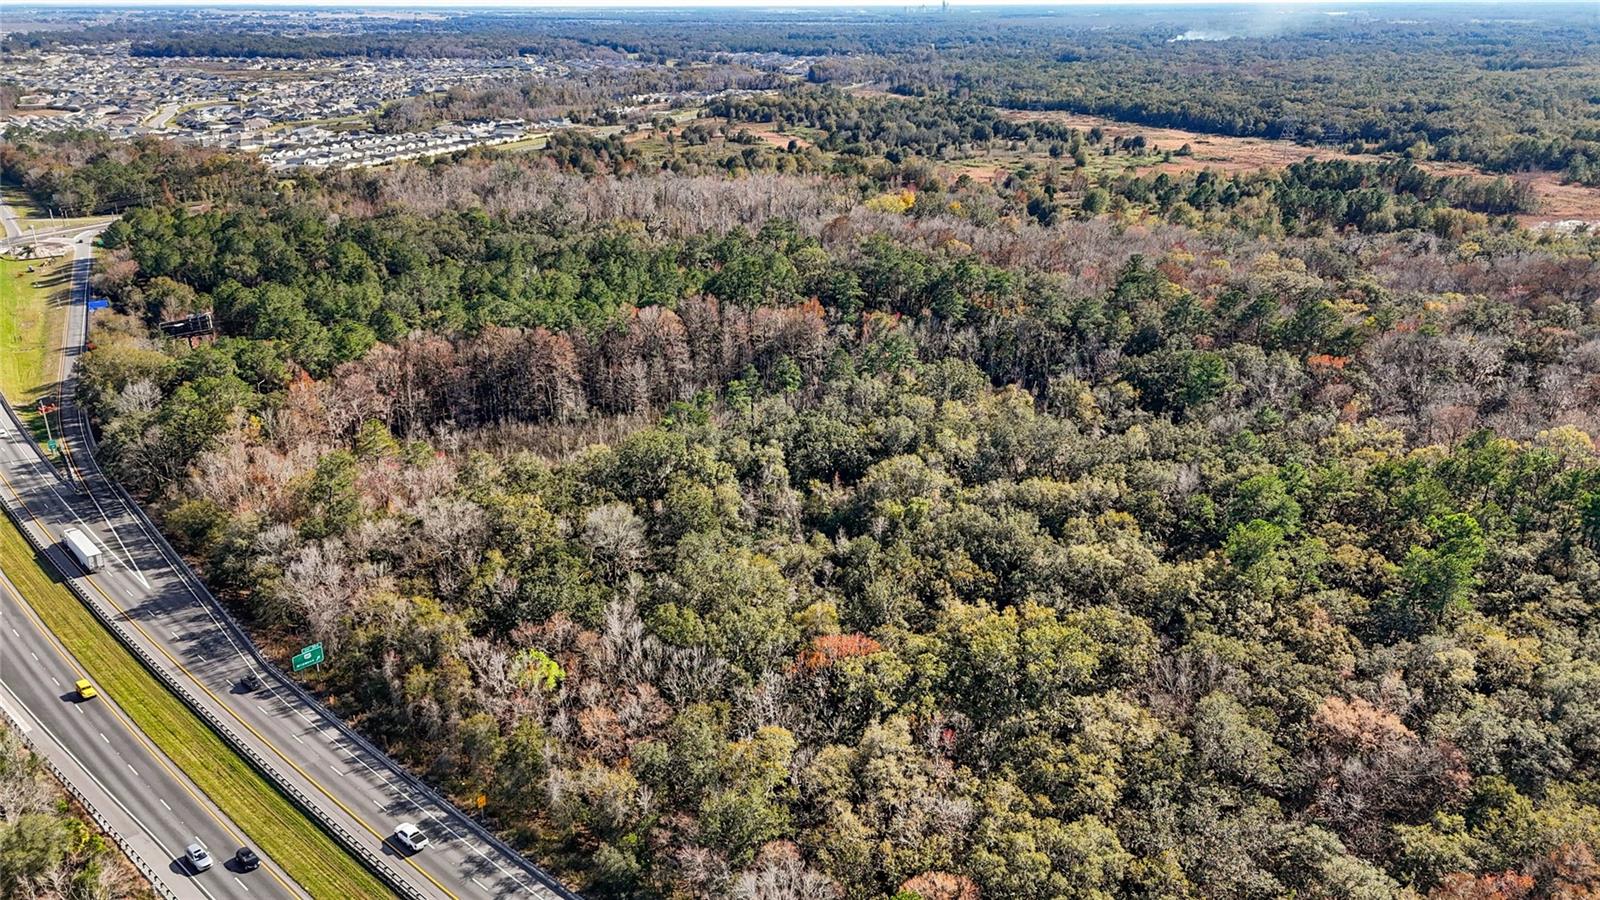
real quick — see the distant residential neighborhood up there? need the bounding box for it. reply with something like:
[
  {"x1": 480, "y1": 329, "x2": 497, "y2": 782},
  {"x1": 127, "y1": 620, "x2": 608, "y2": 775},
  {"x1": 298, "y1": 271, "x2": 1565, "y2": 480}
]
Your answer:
[{"x1": 2, "y1": 41, "x2": 568, "y2": 168}]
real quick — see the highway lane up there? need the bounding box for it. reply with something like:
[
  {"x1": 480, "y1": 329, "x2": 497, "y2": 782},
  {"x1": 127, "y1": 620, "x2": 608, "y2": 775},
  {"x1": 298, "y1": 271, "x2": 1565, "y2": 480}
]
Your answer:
[
  {"x1": 3, "y1": 225, "x2": 576, "y2": 899},
  {"x1": 0, "y1": 568, "x2": 305, "y2": 900}
]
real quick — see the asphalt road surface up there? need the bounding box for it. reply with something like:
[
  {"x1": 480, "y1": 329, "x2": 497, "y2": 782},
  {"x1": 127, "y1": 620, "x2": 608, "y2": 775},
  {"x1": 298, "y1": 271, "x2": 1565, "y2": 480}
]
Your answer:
[
  {"x1": 0, "y1": 228, "x2": 574, "y2": 900},
  {"x1": 0, "y1": 567, "x2": 305, "y2": 900}
]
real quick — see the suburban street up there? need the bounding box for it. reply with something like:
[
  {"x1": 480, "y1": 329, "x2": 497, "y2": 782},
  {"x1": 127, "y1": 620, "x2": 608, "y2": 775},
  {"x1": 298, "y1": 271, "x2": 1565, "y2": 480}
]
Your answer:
[
  {"x1": 0, "y1": 567, "x2": 305, "y2": 900},
  {"x1": 0, "y1": 217, "x2": 576, "y2": 900}
]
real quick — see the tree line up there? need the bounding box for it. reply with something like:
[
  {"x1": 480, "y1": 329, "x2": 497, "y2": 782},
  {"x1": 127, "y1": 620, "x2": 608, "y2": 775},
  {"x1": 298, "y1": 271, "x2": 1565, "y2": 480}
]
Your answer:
[{"x1": 70, "y1": 145, "x2": 1600, "y2": 898}]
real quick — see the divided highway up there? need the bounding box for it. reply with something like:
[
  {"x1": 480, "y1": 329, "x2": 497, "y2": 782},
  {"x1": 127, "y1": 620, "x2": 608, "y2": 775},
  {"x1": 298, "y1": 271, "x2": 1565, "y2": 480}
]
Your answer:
[
  {"x1": 0, "y1": 567, "x2": 306, "y2": 900},
  {"x1": 0, "y1": 234, "x2": 577, "y2": 899}
]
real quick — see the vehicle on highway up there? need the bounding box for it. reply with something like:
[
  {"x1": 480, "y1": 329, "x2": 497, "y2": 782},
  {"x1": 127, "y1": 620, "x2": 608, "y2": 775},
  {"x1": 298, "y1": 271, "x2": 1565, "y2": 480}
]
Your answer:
[
  {"x1": 394, "y1": 822, "x2": 429, "y2": 852},
  {"x1": 234, "y1": 847, "x2": 260, "y2": 871},
  {"x1": 185, "y1": 840, "x2": 213, "y2": 873},
  {"x1": 62, "y1": 527, "x2": 104, "y2": 573},
  {"x1": 236, "y1": 673, "x2": 262, "y2": 693},
  {"x1": 74, "y1": 678, "x2": 97, "y2": 700}
]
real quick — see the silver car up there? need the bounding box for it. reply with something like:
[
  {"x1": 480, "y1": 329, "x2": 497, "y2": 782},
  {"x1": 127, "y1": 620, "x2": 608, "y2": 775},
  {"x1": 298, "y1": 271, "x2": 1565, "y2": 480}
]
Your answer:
[{"x1": 185, "y1": 840, "x2": 213, "y2": 873}]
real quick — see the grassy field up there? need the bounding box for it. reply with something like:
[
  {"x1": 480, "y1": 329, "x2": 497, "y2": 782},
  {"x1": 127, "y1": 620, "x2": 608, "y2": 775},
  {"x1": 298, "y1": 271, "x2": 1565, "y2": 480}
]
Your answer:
[
  {"x1": 0, "y1": 254, "x2": 70, "y2": 451},
  {"x1": 0, "y1": 513, "x2": 392, "y2": 900},
  {"x1": 495, "y1": 133, "x2": 551, "y2": 153},
  {"x1": 0, "y1": 254, "x2": 67, "y2": 402}
]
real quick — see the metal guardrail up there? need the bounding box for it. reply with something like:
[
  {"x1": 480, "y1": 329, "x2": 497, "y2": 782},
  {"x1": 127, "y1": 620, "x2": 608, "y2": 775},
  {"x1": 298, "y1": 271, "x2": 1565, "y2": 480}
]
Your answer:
[
  {"x1": 93, "y1": 463, "x2": 579, "y2": 898},
  {"x1": 0, "y1": 462, "x2": 424, "y2": 900},
  {"x1": 122, "y1": 497, "x2": 582, "y2": 898},
  {"x1": 1, "y1": 712, "x2": 180, "y2": 900},
  {"x1": 10, "y1": 255, "x2": 581, "y2": 900},
  {"x1": 66, "y1": 364, "x2": 581, "y2": 899}
]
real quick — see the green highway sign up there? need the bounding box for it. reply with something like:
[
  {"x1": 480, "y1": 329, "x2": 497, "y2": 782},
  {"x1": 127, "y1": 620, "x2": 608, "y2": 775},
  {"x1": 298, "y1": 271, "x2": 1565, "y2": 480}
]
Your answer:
[{"x1": 291, "y1": 642, "x2": 325, "y2": 672}]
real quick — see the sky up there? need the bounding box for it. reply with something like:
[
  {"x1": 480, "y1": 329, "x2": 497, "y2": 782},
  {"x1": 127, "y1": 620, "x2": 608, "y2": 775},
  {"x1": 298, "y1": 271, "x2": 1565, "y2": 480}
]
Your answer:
[{"x1": 9, "y1": 0, "x2": 1570, "y2": 7}]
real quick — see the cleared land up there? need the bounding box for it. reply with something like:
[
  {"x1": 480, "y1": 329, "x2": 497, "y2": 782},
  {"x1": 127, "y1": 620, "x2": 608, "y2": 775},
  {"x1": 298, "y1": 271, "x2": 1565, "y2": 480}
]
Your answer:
[
  {"x1": 998, "y1": 109, "x2": 1600, "y2": 226},
  {"x1": 662, "y1": 91, "x2": 1599, "y2": 226},
  {"x1": 0, "y1": 513, "x2": 391, "y2": 900}
]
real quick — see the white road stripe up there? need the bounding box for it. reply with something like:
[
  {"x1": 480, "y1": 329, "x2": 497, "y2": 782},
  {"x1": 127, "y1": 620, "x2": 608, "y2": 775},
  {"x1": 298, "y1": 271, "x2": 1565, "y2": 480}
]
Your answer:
[
  {"x1": 3, "y1": 358, "x2": 550, "y2": 898},
  {"x1": 0, "y1": 681, "x2": 188, "y2": 887}
]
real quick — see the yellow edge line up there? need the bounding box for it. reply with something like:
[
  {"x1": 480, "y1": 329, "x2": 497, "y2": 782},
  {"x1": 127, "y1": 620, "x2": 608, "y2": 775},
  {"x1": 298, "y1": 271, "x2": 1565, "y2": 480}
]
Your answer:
[
  {"x1": 0, "y1": 466, "x2": 456, "y2": 900},
  {"x1": 0, "y1": 567, "x2": 304, "y2": 900}
]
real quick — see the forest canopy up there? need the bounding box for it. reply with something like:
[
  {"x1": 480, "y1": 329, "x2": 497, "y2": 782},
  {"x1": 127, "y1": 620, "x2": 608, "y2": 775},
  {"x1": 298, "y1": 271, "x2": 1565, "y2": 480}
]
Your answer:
[
  {"x1": 4, "y1": 5, "x2": 1600, "y2": 898},
  {"x1": 59, "y1": 131, "x2": 1600, "y2": 898}
]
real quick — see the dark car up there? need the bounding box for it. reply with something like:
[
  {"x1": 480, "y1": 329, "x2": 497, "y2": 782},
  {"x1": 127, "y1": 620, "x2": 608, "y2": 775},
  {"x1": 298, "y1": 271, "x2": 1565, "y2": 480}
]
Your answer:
[{"x1": 234, "y1": 847, "x2": 260, "y2": 872}]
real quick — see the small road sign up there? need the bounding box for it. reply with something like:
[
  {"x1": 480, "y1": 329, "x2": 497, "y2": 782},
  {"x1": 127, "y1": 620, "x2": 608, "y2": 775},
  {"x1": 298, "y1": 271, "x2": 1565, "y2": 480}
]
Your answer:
[{"x1": 291, "y1": 643, "x2": 325, "y2": 672}]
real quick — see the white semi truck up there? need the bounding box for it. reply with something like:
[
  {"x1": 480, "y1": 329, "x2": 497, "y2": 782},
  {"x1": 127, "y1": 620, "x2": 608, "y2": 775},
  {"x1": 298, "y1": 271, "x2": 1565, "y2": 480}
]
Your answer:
[{"x1": 62, "y1": 528, "x2": 104, "y2": 573}]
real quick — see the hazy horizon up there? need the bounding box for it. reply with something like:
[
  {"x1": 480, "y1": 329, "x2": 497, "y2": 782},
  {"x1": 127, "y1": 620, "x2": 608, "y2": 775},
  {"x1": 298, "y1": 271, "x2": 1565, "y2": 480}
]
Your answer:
[{"x1": 7, "y1": 0, "x2": 1589, "y2": 9}]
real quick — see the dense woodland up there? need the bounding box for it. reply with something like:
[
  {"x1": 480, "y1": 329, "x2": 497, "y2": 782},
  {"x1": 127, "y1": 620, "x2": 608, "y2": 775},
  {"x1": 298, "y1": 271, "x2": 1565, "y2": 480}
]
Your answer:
[
  {"x1": 40, "y1": 131, "x2": 1599, "y2": 898},
  {"x1": 5, "y1": 6, "x2": 1600, "y2": 899}
]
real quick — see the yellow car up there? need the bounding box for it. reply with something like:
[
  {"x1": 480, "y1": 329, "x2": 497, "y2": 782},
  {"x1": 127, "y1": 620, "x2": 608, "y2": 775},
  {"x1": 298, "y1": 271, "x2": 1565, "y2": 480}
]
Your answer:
[{"x1": 75, "y1": 679, "x2": 97, "y2": 701}]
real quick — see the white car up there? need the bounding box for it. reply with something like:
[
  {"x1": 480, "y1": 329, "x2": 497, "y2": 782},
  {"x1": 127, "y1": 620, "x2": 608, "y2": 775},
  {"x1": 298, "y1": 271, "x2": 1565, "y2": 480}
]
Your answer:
[
  {"x1": 394, "y1": 822, "x2": 429, "y2": 852},
  {"x1": 185, "y1": 840, "x2": 213, "y2": 872}
]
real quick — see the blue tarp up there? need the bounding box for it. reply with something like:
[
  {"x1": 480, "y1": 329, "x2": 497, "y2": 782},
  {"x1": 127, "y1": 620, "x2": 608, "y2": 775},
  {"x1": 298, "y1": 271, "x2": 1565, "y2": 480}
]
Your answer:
[{"x1": 87, "y1": 298, "x2": 110, "y2": 310}]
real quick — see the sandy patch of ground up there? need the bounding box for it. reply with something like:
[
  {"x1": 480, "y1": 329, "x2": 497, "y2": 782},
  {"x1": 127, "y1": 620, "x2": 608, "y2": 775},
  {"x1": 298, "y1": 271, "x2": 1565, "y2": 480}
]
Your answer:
[
  {"x1": 1001, "y1": 109, "x2": 1600, "y2": 225},
  {"x1": 702, "y1": 88, "x2": 1600, "y2": 225},
  {"x1": 1007, "y1": 109, "x2": 1384, "y2": 172},
  {"x1": 1, "y1": 107, "x2": 73, "y2": 119},
  {"x1": 1505, "y1": 172, "x2": 1600, "y2": 226},
  {"x1": 647, "y1": 116, "x2": 817, "y2": 151}
]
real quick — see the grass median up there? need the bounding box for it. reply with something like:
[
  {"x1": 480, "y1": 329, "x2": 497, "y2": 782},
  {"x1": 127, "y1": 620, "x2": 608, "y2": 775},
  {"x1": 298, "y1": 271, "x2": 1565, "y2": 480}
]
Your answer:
[{"x1": 0, "y1": 513, "x2": 392, "y2": 900}]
